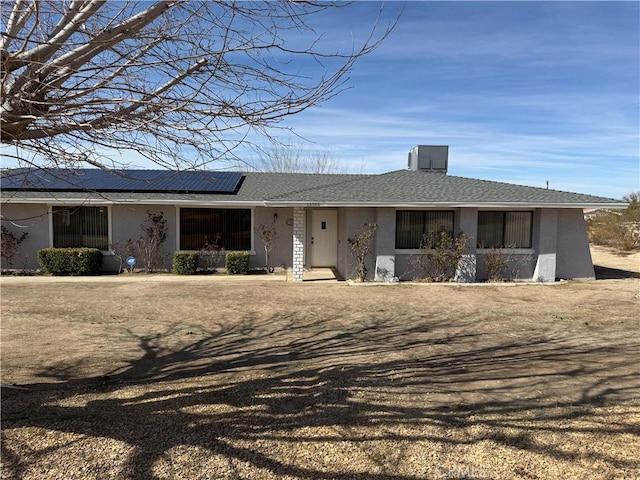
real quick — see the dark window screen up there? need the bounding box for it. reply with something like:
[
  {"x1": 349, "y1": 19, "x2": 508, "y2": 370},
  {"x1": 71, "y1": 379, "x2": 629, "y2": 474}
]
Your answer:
[{"x1": 180, "y1": 208, "x2": 251, "y2": 250}]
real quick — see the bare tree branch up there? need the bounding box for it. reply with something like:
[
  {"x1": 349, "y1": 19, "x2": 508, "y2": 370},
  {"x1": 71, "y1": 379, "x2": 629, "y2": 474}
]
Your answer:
[{"x1": 1, "y1": 0, "x2": 398, "y2": 170}]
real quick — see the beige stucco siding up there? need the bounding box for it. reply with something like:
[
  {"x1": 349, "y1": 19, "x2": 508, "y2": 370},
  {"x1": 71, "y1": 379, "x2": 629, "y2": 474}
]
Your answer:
[
  {"x1": 253, "y1": 207, "x2": 293, "y2": 270},
  {"x1": 1, "y1": 202, "x2": 598, "y2": 280},
  {"x1": 556, "y1": 209, "x2": 595, "y2": 280},
  {"x1": 476, "y1": 253, "x2": 536, "y2": 280},
  {"x1": 336, "y1": 207, "x2": 376, "y2": 281},
  {"x1": 1, "y1": 203, "x2": 293, "y2": 272},
  {"x1": 1, "y1": 203, "x2": 50, "y2": 270}
]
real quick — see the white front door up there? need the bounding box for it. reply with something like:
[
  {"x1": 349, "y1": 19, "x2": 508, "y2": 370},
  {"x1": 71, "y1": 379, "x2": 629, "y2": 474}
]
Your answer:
[{"x1": 310, "y1": 209, "x2": 338, "y2": 267}]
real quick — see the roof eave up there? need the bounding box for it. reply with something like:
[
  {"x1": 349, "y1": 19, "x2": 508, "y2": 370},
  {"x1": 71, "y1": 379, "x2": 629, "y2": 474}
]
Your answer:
[
  {"x1": 3, "y1": 196, "x2": 627, "y2": 210},
  {"x1": 263, "y1": 200, "x2": 629, "y2": 209},
  {"x1": 0, "y1": 196, "x2": 264, "y2": 207}
]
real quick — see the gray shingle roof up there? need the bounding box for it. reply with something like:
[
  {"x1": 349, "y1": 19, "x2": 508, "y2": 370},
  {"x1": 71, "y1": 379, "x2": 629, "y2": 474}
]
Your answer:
[
  {"x1": 264, "y1": 170, "x2": 623, "y2": 206},
  {"x1": 1, "y1": 169, "x2": 624, "y2": 207}
]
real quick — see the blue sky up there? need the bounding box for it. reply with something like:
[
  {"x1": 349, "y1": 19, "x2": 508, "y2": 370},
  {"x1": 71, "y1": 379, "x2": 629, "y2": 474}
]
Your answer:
[
  {"x1": 249, "y1": 1, "x2": 639, "y2": 199},
  {"x1": 2, "y1": 1, "x2": 638, "y2": 200}
]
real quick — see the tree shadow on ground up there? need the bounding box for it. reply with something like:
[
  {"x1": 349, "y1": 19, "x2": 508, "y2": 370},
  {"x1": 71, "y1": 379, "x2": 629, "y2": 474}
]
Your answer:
[{"x1": 2, "y1": 312, "x2": 639, "y2": 479}]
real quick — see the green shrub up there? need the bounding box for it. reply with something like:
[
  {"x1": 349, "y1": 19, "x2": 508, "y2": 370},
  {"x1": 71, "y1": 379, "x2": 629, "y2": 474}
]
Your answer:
[
  {"x1": 37, "y1": 248, "x2": 102, "y2": 275},
  {"x1": 172, "y1": 251, "x2": 199, "y2": 275},
  {"x1": 225, "y1": 251, "x2": 249, "y2": 275}
]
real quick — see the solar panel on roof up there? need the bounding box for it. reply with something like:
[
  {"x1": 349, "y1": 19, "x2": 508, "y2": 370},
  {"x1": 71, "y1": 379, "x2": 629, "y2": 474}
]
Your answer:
[{"x1": 0, "y1": 169, "x2": 244, "y2": 194}]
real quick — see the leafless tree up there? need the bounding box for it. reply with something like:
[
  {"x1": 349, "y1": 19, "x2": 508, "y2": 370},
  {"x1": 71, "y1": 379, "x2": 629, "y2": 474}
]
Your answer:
[
  {"x1": 0, "y1": 225, "x2": 28, "y2": 268},
  {"x1": 348, "y1": 222, "x2": 377, "y2": 282},
  {"x1": 254, "y1": 221, "x2": 278, "y2": 273},
  {"x1": 254, "y1": 142, "x2": 344, "y2": 173},
  {"x1": 1, "y1": 1, "x2": 395, "y2": 170}
]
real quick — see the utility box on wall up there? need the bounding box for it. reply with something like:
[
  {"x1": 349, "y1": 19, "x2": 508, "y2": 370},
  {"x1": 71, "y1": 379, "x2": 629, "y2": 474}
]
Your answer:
[{"x1": 408, "y1": 145, "x2": 448, "y2": 173}]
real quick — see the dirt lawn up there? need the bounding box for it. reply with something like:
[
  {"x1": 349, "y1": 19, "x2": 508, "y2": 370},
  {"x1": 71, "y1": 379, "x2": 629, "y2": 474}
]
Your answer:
[{"x1": 1, "y1": 249, "x2": 639, "y2": 479}]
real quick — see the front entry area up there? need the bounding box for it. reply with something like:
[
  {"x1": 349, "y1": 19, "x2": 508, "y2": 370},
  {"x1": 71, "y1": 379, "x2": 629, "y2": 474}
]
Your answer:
[{"x1": 310, "y1": 209, "x2": 338, "y2": 267}]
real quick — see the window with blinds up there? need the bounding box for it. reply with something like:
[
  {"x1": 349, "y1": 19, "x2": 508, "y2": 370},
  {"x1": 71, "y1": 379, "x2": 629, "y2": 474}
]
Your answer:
[
  {"x1": 52, "y1": 206, "x2": 109, "y2": 250},
  {"x1": 180, "y1": 208, "x2": 251, "y2": 251},
  {"x1": 395, "y1": 211, "x2": 455, "y2": 249},
  {"x1": 477, "y1": 211, "x2": 533, "y2": 248}
]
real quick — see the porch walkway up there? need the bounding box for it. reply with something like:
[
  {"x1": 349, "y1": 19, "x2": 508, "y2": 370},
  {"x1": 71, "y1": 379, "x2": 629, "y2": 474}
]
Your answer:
[{"x1": 286, "y1": 268, "x2": 344, "y2": 283}]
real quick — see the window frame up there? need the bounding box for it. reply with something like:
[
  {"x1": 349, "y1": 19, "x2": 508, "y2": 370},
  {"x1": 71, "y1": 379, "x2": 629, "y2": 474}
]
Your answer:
[
  {"x1": 394, "y1": 209, "x2": 456, "y2": 252},
  {"x1": 476, "y1": 210, "x2": 534, "y2": 250},
  {"x1": 49, "y1": 205, "x2": 112, "y2": 252},
  {"x1": 177, "y1": 206, "x2": 254, "y2": 253}
]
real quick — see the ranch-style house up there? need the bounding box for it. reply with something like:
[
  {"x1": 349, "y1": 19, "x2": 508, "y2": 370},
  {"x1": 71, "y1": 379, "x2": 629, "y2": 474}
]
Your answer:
[{"x1": 0, "y1": 146, "x2": 626, "y2": 282}]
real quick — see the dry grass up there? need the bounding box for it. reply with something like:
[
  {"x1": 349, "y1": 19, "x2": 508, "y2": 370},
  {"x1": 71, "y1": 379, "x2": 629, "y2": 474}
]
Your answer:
[{"x1": 1, "y1": 252, "x2": 639, "y2": 479}]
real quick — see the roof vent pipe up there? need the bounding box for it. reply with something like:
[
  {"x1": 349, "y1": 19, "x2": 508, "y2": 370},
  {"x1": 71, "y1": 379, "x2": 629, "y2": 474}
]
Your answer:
[{"x1": 408, "y1": 145, "x2": 448, "y2": 173}]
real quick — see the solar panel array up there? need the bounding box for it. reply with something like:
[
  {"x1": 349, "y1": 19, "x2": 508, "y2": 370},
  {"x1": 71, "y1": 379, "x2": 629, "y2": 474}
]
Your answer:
[{"x1": 1, "y1": 169, "x2": 244, "y2": 194}]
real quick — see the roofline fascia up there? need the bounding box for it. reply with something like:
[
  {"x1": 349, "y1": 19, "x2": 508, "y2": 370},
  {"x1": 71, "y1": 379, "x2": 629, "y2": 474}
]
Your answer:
[
  {"x1": 2, "y1": 197, "x2": 628, "y2": 210},
  {"x1": 0, "y1": 197, "x2": 264, "y2": 207}
]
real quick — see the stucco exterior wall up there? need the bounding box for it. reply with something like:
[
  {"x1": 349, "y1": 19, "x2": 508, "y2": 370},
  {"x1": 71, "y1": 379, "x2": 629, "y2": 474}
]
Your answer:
[
  {"x1": 111, "y1": 205, "x2": 172, "y2": 250},
  {"x1": 1, "y1": 202, "x2": 597, "y2": 281},
  {"x1": 116, "y1": 205, "x2": 293, "y2": 272},
  {"x1": 0, "y1": 203, "x2": 292, "y2": 273},
  {"x1": 391, "y1": 207, "x2": 545, "y2": 282},
  {"x1": 393, "y1": 254, "x2": 415, "y2": 281},
  {"x1": 532, "y1": 208, "x2": 558, "y2": 282},
  {"x1": 108, "y1": 204, "x2": 177, "y2": 271},
  {"x1": 476, "y1": 252, "x2": 536, "y2": 280},
  {"x1": 374, "y1": 208, "x2": 396, "y2": 281},
  {"x1": 0, "y1": 203, "x2": 50, "y2": 270},
  {"x1": 393, "y1": 207, "x2": 472, "y2": 281},
  {"x1": 253, "y1": 207, "x2": 293, "y2": 270},
  {"x1": 556, "y1": 209, "x2": 595, "y2": 279},
  {"x1": 337, "y1": 207, "x2": 376, "y2": 281}
]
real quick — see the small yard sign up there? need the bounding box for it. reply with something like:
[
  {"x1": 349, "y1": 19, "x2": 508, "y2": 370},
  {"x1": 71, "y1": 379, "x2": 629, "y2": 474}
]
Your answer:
[{"x1": 126, "y1": 256, "x2": 136, "y2": 272}]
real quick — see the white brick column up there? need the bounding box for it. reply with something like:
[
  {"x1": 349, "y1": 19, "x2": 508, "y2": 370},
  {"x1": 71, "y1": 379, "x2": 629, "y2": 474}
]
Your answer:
[
  {"x1": 455, "y1": 208, "x2": 478, "y2": 282},
  {"x1": 292, "y1": 207, "x2": 305, "y2": 282}
]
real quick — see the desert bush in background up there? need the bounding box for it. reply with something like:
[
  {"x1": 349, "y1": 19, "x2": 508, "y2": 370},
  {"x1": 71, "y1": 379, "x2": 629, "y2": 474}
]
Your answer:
[{"x1": 587, "y1": 191, "x2": 640, "y2": 251}]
